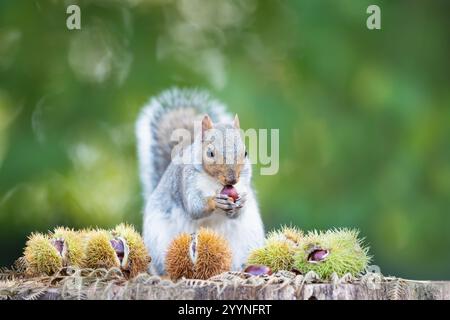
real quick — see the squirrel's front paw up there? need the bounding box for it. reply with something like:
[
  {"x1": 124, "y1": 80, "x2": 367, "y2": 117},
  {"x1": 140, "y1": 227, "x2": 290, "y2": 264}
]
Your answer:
[{"x1": 215, "y1": 192, "x2": 247, "y2": 219}]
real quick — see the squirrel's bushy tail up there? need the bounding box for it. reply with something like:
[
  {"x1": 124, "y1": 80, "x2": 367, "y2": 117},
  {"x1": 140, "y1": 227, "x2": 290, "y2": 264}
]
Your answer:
[{"x1": 136, "y1": 88, "x2": 232, "y2": 199}]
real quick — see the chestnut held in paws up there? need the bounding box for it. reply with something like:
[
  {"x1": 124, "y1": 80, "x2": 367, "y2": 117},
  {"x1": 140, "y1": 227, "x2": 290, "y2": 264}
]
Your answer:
[{"x1": 220, "y1": 185, "x2": 239, "y2": 202}]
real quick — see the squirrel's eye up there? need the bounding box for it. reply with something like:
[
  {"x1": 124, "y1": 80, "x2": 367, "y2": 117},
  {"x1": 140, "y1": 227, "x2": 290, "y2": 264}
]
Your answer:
[
  {"x1": 207, "y1": 149, "x2": 214, "y2": 158},
  {"x1": 244, "y1": 151, "x2": 248, "y2": 157}
]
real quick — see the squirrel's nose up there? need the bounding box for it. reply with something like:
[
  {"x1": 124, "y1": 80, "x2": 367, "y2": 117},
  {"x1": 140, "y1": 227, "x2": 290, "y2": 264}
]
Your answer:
[{"x1": 225, "y1": 169, "x2": 238, "y2": 185}]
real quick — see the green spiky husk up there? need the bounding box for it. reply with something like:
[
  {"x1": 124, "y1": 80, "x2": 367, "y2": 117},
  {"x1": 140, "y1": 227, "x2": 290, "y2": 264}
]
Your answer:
[
  {"x1": 266, "y1": 225, "x2": 304, "y2": 245},
  {"x1": 112, "y1": 223, "x2": 151, "y2": 277},
  {"x1": 246, "y1": 226, "x2": 304, "y2": 272},
  {"x1": 247, "y1": 239, "x2": 296, "y2": 272},
  {"x1": 51, "y1": 227, "x2": 86, "y2": 268},
  {"x1": 82, "y1": 229, "x2": 120, "y2": 270},
  {"x1": 293, "y1": 228, "x2": 371, "y2": 279},
  {"x1": 24, "y1": 233, "x2": 63, "y2": 276}
]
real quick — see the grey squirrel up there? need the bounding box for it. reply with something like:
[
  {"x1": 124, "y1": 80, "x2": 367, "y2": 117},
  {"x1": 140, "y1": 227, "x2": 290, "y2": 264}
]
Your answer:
[{"x1": 136, "y1": 88, "x2": 265, "y2": 275}]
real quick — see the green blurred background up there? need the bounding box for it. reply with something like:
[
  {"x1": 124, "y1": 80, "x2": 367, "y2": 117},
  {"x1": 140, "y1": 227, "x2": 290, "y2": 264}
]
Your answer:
[{"x1": 0, "y1": 0, "x2": 449, "y2": 279}]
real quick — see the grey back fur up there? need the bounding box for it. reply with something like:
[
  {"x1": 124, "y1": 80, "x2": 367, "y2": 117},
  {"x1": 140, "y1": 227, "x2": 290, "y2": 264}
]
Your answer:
[{"x1": 136, "y1": 88, "x2": 232, "y2": 200}]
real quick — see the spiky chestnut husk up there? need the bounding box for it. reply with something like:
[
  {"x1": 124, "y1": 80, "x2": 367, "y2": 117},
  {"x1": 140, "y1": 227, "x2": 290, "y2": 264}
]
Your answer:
[
  {"x1": 246, "y1": 239, "x2": 295, "y2": 273},
  {"x1": 246, "y1": 226, "x2": 304, "y2": 272},
  {"x1": 193, "y1": 228, "x2": 232, "y2": 279},
  {"x1": 165, "y1": 228, "x2": 232, "y2": 280},
  {"x1": 165, "y1": 233, "x2": 195, "y2": 280},
  {"x1": 24, "y1": 233, "x2": 63, "y2": 276},
  {"x1": 51, "y1": 227, "x2": 85, "y2": 268},
  {"x1": 112, "y1": 223, "x2": 151, "y2": 277},
  {"x1": 293, "y1": 228, "x2": 371, "y2": 279},
  {"x1": 82, "y1": 229, "x2": 121, "y2": 270},
  {"x1": 267, "y1": 226, "x2": 304, "y2": 245}
]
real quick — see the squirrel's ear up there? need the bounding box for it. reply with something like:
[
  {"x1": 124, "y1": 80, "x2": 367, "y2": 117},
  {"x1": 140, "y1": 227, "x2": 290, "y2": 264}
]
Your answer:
[
  {"x1": 233, "y1": 114, "x2": 240, "y2": 129},
  {"x1": 202, "y1": 114, "x2": 213, "y2": 138}
]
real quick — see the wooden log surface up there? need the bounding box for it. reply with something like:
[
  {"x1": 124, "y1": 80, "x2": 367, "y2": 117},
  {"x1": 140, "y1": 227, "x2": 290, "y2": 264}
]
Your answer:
[
  {"x1": 44, "y1": 280, "x2": 449, "y2": 300},
  {"x1": 3, "y1": 271, "x2": 449, "y2": 300}
]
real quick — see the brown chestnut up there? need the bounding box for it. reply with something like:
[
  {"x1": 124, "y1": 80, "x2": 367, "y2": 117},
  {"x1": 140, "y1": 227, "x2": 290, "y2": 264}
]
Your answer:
[
  {"x1": 307, "y1": 249, "x2": 329, "y2": 263},
  {"x1": 220, "y1": 185, "x2": 239, "y2": 202},
  {"x1": 244, "y1": 264, "x2": 273, "y2": 276}
]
